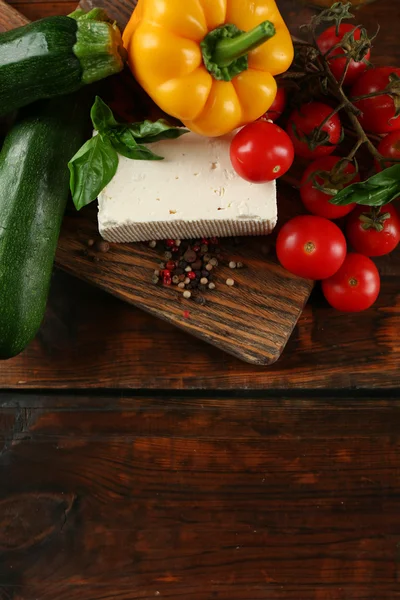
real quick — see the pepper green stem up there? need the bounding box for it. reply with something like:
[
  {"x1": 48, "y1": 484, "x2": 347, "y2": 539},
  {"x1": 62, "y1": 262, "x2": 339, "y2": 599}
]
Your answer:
[
  {"x1": 213, "y1": 21, "x2": 275, "y2": 67},
  {"x1": 72, "y1": 12, "x2": 126, "y2": 85},
  {"x1": 201, "y1": 21, "x2": 276, "y2": 82}
]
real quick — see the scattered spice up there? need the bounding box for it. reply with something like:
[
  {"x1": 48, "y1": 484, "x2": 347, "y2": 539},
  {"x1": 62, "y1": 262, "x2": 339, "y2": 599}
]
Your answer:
[
  {"x1": 150, "y1": 235, "x2": 243, "y2": 302},
  {"x1": 192, "y1": 260, "x2": 202, "y2": 271},
  {"x1": 237, "y1": 261, "x2": 244, "y2": 269},
  {"x1": 87, "y1": 238, "x2": 95, "y2": 247},
  {"x1": 183, "y1": 309, "x2": 190, "y2": 318},
  {"x1": 95, "y1": 240, "x2": 110, "y2": 253},
  {"x1": 166, "y1": 260, "x2": 176, "y2": 271},
  {"x1": 149, "y1": 240, "x2": 157, "y2": 248},
  {"x1": 184, "y1": 248, "x2": 197, "y2": 263}
]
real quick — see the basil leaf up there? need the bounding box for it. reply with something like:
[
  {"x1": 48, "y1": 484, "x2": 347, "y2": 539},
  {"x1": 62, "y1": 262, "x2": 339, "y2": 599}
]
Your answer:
[
  {"x1": 91, "y1": 96, "x2": 119, "y2": 134},
  {"x1": 330, "y1": 164, "x2": 400, "y2": 207},
  {"x1": 126, "y1": 119, "x2": 189, "y2": 143},
  {"x1": 69, "y1": 135, "x2": 118, "y2": 211},
  {"x1": 110, "y1": 129, "x2": 164, "y2": 161}
]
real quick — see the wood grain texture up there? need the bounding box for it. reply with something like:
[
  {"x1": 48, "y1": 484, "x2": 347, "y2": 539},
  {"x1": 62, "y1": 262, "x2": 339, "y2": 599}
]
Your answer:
[
  {"x1": 56, "y1": 206, "x2": 313, "y2": 366},
  {"x1": 2, "y1": 394, "x2": 400, "y2": 599},
  {"x1": 2, "y1": 0, "x2": 400, "y2": 387},
  {"x1": 0, "y1": 0, "x2": 313, "y2": 366},
  {"x1": 0, "y1": 0, "x2": 28, "y2": 29}
]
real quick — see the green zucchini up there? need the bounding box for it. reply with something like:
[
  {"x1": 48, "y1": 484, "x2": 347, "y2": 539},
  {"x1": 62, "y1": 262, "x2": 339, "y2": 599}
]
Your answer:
[
  {"x1": 0, "y1": 10, "x2": 125, "y2": 117},
  {"x1": 0, "y1": 94, "x2": 89, "y2": 359}
]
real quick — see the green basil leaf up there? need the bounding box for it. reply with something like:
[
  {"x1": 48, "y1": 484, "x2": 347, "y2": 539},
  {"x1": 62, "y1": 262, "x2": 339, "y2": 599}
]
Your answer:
[
  {"x1": 126, "y1": 119, "x2": 189, "y2": 143},
  {"x1": 91, "y1": 96, "x2": 119, "y2": 134},
  {"x1": 69, "y1": 135, "x2": 118, "y2": 211},
  {"x1": 330, "y1": 164, "x2": 400, "y2": 207},
  {"x1": 110, "y1": 129, "x2": 164, "y2": 160}
]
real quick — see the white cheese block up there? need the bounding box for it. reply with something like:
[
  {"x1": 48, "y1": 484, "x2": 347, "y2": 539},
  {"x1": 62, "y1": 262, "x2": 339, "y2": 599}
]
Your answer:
[{"x1": 98, "y1": 132, "x2": 277, "y2": 243}]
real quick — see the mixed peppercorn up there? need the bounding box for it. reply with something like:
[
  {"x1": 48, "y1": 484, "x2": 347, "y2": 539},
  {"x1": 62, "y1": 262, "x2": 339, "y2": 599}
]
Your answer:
[{"x1": 150, "y1": 237, "x2": 243, "y2": 302}]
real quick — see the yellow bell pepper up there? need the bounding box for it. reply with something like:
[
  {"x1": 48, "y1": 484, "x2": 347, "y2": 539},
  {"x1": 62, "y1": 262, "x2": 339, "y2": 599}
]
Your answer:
[{"x1": 123, "y1": 0, "x2": 293, "y2": 137}]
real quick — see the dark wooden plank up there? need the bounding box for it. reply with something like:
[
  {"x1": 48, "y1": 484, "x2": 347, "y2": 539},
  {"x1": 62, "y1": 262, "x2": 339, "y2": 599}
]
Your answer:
[{"x1": 2, "y1": 395, "x2": 400, "y2": 599}]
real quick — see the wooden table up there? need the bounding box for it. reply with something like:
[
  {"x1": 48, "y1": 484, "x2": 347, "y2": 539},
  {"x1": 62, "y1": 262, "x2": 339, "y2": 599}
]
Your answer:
[{"x1": 2, "y1": 1, "x2": 400, "y2": 598}]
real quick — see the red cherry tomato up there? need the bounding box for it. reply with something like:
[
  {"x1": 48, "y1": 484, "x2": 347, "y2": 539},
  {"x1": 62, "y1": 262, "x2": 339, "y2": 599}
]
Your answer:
[
  {"x1": 264, "y1": 87, "x2": 287, "y2": 122},
  {"x1": 375, "y1": 130, "x2": 400, "y2": 171},
  {"x1": 351, "y1": 67, "x2": 400, "y2": 134},
  {"x1": 346, "y1": 204, "x2": 400, "y2": 257},
  {"x1": 322, "y1": 253, "x2": 380, "y2": 312},
  {"x1": 286, "y1": 102, "x2": 342, "y2": 159},
  {"x1": 317, "y1": 24, "x2": 371, "y2": 87},
  {"x1": 300, "y1": 156, "x2": 359, "y2": 219},
  {"x1": 276, "y1": 215, "x2": 347, "y2": 280},
  {"x1": 230, "y1": 121, "x2": 294, "y2": 183}
]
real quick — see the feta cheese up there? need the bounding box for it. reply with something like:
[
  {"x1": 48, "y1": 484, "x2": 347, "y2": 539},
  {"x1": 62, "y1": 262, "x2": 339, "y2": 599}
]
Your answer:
[{"x1": 98, "y1": 132, "x2": 277, "y2": 242}]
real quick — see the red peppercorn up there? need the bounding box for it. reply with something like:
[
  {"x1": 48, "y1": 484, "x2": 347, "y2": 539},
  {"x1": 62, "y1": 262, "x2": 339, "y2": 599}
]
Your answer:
[
  {"x1": 202, "y1": 237, "x2": 209, "y2": 244},
  {"x1": 163, "y1": 275, "x2": 172, "y2": 285},
  {"x1": 166, "y1": 260, "x2": 176, "y2": 271},
  {"x1": 188, "y1": 271, "x2": 196, "y2": 280},
  {"x1": 210, "y1": 237, "x2": 219, "y2": 245},
  {"x1": 171, "y1": 245, "x2": 179, "y2": 253},
  {"x1": 193, "y1": 245, "x2": 200, "y2": 252},
  {"x1": 166, "y1": 239, "x2": 175, "y2": 248},
  {"x1": 161, "y1": 269, "x2": 171, "y2": 278}
]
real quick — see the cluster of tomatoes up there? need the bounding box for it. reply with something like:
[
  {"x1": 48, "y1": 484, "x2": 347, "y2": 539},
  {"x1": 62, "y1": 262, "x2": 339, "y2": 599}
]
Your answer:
[{"x1": 229, "y1": 23, "x2": 400, "y2": 313}]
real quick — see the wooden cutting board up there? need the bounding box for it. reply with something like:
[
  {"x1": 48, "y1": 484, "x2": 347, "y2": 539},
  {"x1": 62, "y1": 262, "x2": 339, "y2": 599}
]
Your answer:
[{"x1": 0, "y1": 0, "x2": 313, "y2": 365}]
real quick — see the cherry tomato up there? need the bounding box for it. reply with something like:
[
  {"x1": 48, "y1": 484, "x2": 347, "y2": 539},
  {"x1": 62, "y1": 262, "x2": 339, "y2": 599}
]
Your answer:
[
  {"x1": 351, "y1": 67, "x2": 400, "y2": 134},
  {"x1": 375, "y1": 130, "x2": 400, "y2": 171},
  {"x1": 317, "y1": 24, "x2": 371, "y2": 87},
  {"x1": 286, "y1": 102, "x2": 342, "y2": 160},
  {"x1": 276, "y1": 215, "x2": 347, "y2": 280},
  {"x1": 346, "y1": 204, "x2": 400, "y2": 257},
  {"x1": 264, "y1": 87, "x2": 287, "y2": 122},
  {"x1": 230, "y1": 121, "x2": 294, "y2": 183},
  {"x1": 322, "y1": 253, "x2": 380, "y2": 312},
  {"x1": 300, "y1": 156, "x2": 359, "y2": 219}
]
